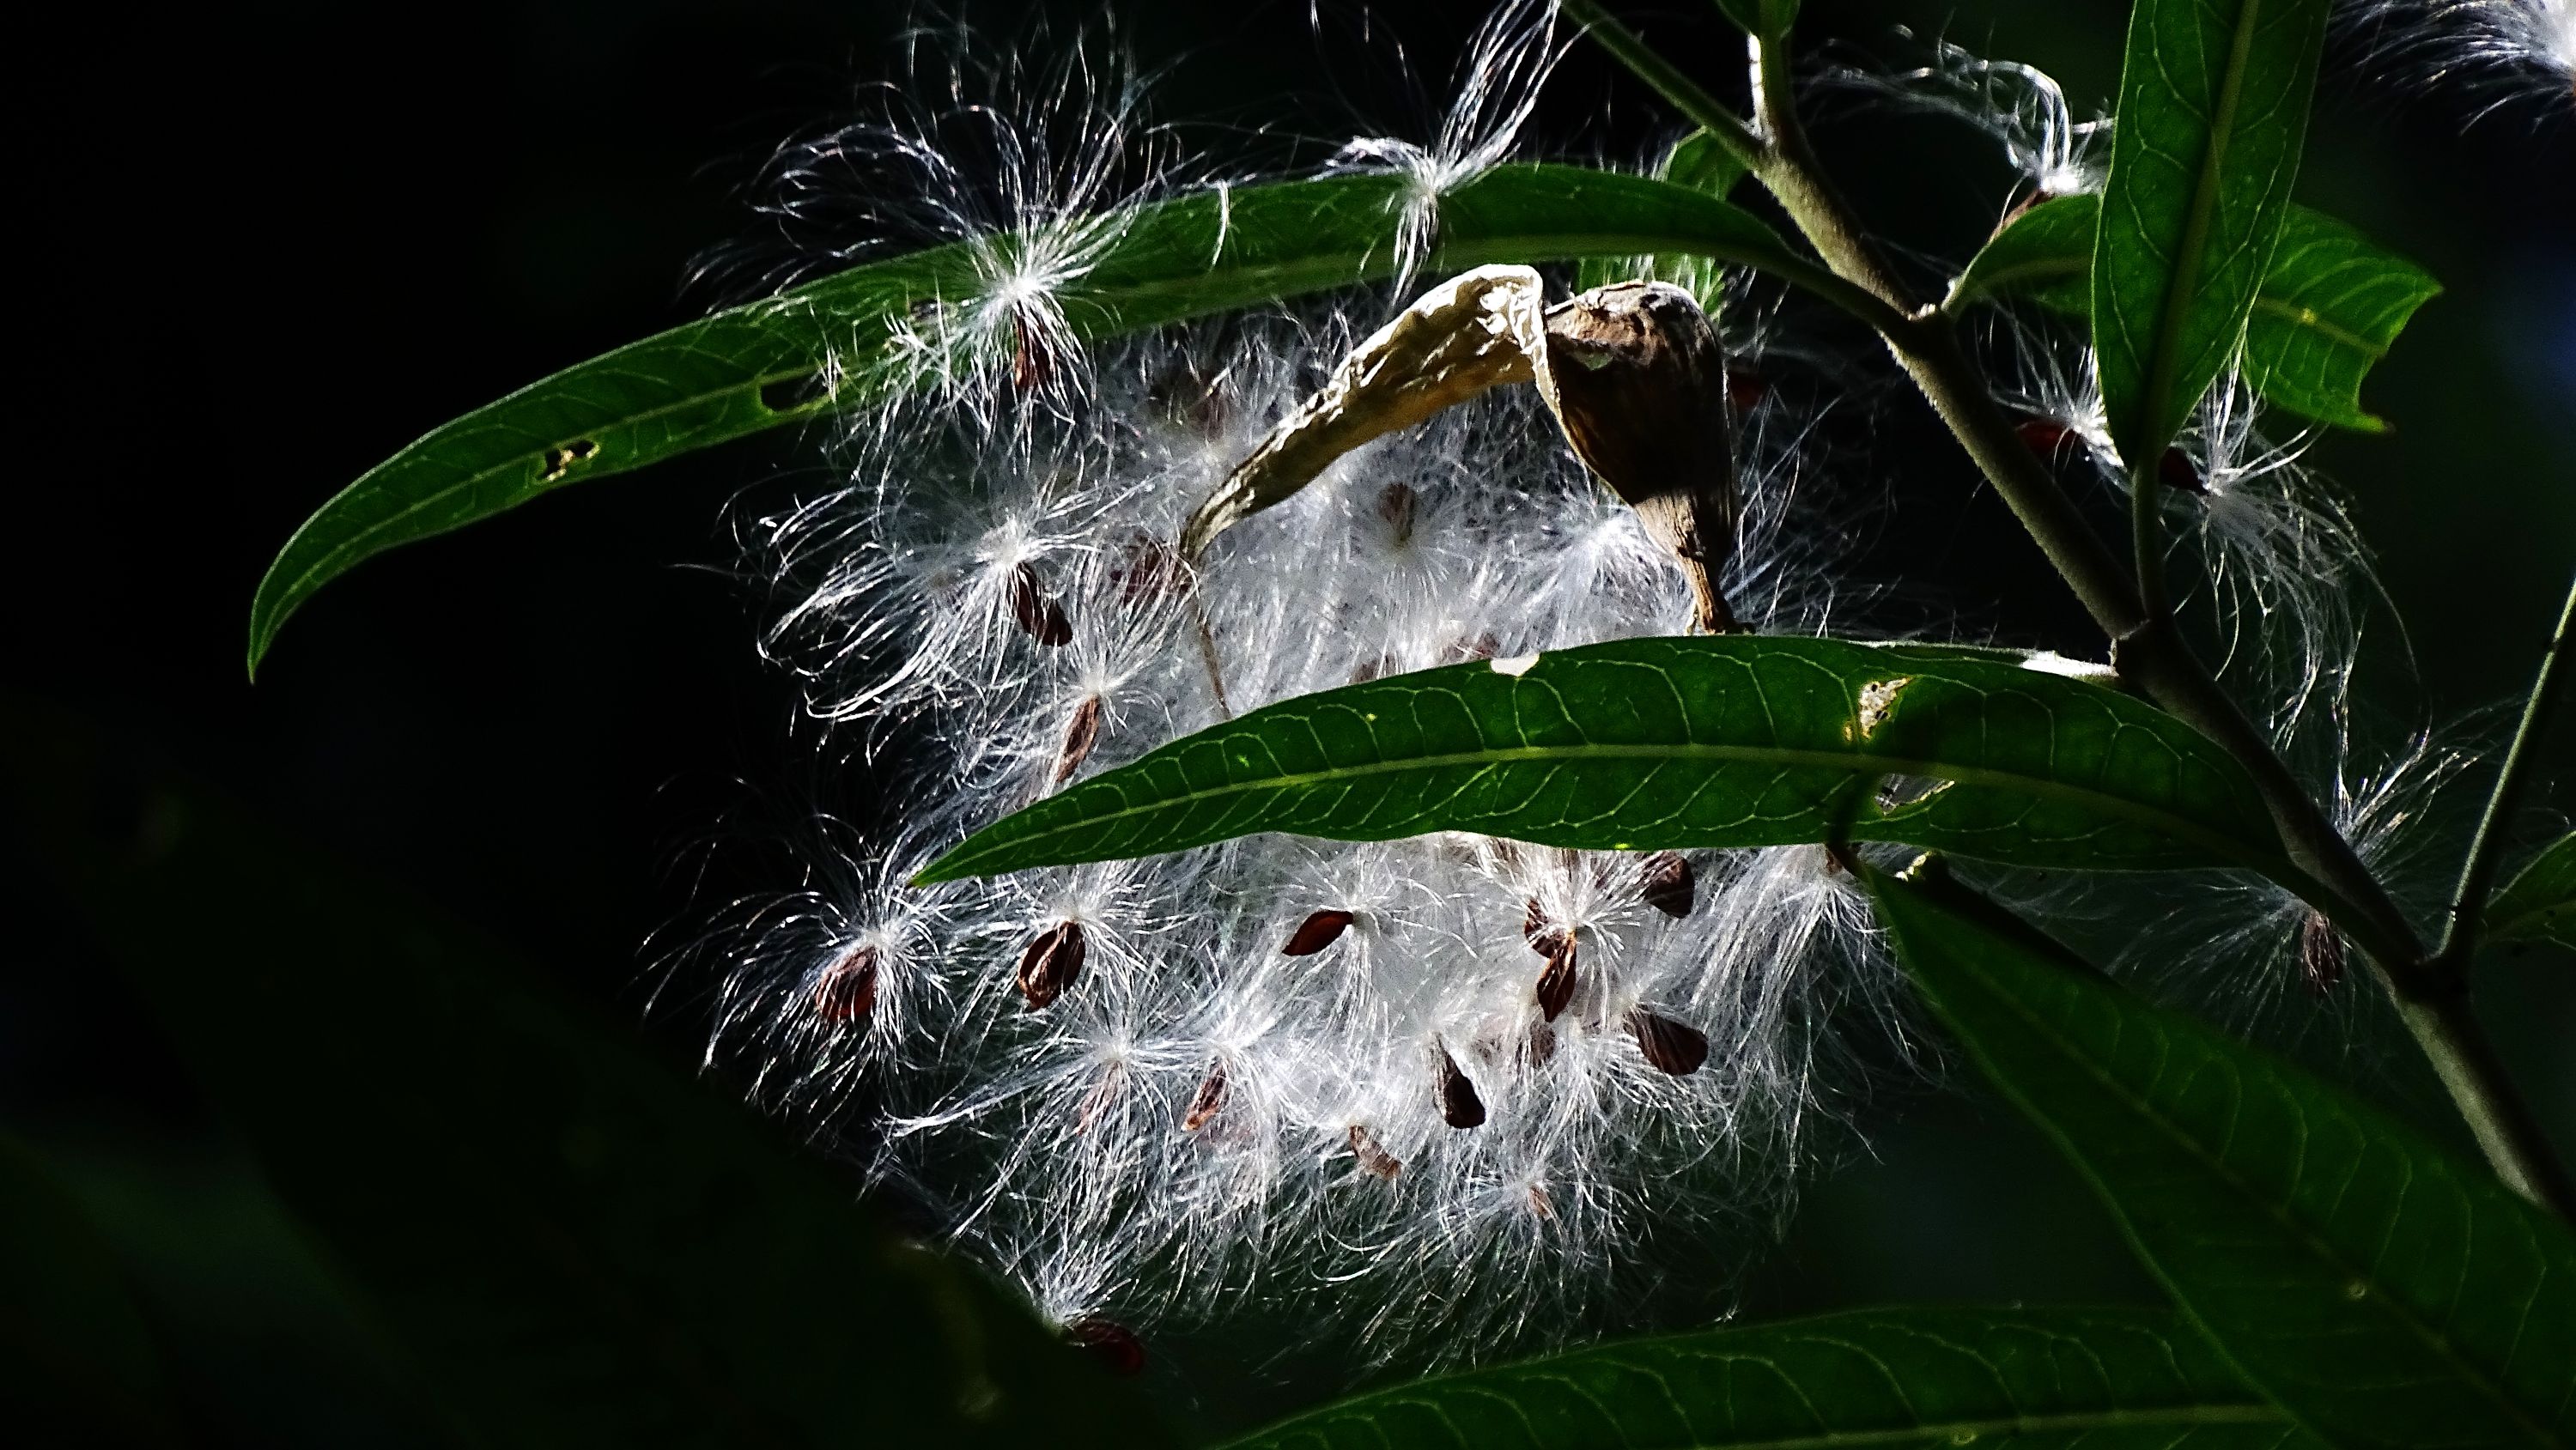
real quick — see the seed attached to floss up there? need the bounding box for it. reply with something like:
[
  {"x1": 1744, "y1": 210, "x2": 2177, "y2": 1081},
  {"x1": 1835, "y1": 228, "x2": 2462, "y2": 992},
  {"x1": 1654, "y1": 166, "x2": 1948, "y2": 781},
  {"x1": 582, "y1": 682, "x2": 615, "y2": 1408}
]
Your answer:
[
  {"x1": 1011, "y1": 562, "x2": 1074, "y2": 646},
  {"x1": 1628, "y1": 1010, "x2": 1710, "y2": 1077},
  {"x1": 1639, "y1": 851, "x2": 1695, "y2": 918},
  {"x1": 1010, "y1": 306, "x2": 1056, "y2": 392},
  {"x1": 811, "y1": 942, "x2": 879, "y2": 1023},
  {"x1": 1433, "y1": 1042, "x2": 1486, "y2": 1129},
  {"x1": 2158, "y1": 445, "x2": 2208, "y2": 496},
  {"x1": 1016, "y1": 920, "x2": 1086, "y2": 1010},
  {"x1": 1522, "y1": 899, "x2": 1564, "y2": 955},
  {"x1": 1113, "y1": 531, "x2": 1178, "y2": 606},
  {"x1": 1182, "y1": 1060, "x2": 1229, "y2": 1132},
  {"x1": 1065, "y1": 1315, "x2": 1146, "y2": 1377},
  {"x1": 1348, "y1": 1124, "x2": 1403, "y2": 1181},
  {"x1": 1053, "y1": 695, "x2": 1103, "y2": 785},
  {"x1": 2015, "y1": 416, "x2": 2083, "y2": 461},
  {"x1": 1534, "y1": 936, "x2": 1579, "y2": 1022},
  {"x1": 1282, "y1": 908, "x2": 1356, "y2": 956},
  {"x1": 2300, "y1": 912, "x2": 2346, "y2": 996},
  {"x1": 1376, "y1": 481, "x2": 1419, "y2": 547}
]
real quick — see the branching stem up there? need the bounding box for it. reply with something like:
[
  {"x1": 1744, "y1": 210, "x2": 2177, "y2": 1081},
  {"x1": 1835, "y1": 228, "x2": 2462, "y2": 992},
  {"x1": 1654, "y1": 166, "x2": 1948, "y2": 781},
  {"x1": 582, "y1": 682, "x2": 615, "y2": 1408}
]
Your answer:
[{"x1": 1569, "y1": 0, "x2": 2574, "y2": 1214}]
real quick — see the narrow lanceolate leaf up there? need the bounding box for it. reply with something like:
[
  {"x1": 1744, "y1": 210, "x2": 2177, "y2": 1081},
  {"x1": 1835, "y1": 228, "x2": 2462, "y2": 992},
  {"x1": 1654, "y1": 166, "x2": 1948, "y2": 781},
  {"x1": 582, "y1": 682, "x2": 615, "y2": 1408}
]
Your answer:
[
  {"x1": 2486, "y1": 833, "x2": 2576, "y2": 949},
  {"x1": 1221, "y1": 1307, "x2": 2309, "y2": 1450},
  {"x1": 915, "y1": 635, "x2": 2295, "y2": 884},
  {"x1": 1710, "y1": 0, "x2": 1801, "y2": 40},
  {"x1": 2094, "y1": 0, "x2": 2330, "y2": 463},
  {"x1": 1954, "y1": 195, "x2": 2439, "y2": 432},
  {"x1": 1577, "y1": 130, "x2": 1749, "y2": 300},
  {"x1": 248, "y1": 164, "x2": 1850, "y2": 676},
  {"x1": 1868, "y1": 867, "x2": 2576, "y2": 1450}
]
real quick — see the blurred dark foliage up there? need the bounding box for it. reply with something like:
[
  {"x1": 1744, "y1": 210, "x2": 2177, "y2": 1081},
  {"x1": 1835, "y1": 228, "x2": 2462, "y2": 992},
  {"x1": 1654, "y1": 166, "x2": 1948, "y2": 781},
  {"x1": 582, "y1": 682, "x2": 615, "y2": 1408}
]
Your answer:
[{"x1": 10, "y1": 0, "x2": 2571, "y2": 1444}]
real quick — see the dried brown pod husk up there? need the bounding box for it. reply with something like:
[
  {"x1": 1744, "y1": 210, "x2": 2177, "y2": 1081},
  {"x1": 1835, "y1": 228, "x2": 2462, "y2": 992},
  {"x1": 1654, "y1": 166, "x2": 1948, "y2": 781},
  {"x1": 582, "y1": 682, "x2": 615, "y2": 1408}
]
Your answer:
[
  {"x1": 1433, "y1": 1042, "x2": 1487, "y2": 1129},
  {"x1": 1010, "y1": 562, "x2": 1074, "y2": 646},
  {"x1": 1539, "y1": 281, "x2": 1741, "y2": 634},
  {"x1": 1182, "y1": 1060, "x2": 1229, "y2": 1132},
  {"x1": 1628, "y1": 1009, "x2": 1710, "y2": 1077},
  {"x1": 1534, "y1": 936, "x2": 1579, "y2": 1022},
  {"x1": 1065, "y1": 1315, "x2": 1146, "y2": 1377},
  {"x1": 2300, "y1": 912, "x2": 2346, "y2": 996},
  {"x1": 1016, "y1": 920, "x2": 1086, "y2": 1010},
  {"x1": 1347, "y1": 1124, "x2": 1403, "y2": 1181},
  {"x1": 811, "y1": 942, "x2": 879, "y2": 1023},
  {"x1": 1052, "y1": 695, "x2": 1103, "y2": 786},
  {"x1": 1639, "y1": 852, "x2": 1695, "y2": 918},
  {"x1": 1282, "y1": 908, "x2": 1356, "y2": 956}
]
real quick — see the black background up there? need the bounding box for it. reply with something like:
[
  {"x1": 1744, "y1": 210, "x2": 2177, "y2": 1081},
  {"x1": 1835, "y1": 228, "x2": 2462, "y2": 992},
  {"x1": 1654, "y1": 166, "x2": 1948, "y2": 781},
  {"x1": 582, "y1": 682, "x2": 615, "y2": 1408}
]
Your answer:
[{"x1": 12, "y1": 0, "x2": 2573, "y2": 1441}]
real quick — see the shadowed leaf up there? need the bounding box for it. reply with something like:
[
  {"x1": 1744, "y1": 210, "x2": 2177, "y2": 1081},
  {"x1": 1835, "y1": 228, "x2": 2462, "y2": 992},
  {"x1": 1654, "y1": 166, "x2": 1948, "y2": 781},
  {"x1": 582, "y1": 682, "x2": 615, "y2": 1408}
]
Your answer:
[
  {"x1": 2093, "y1": 0, "x2": 2330, "y2": 462},
  {"x1": 248, "y1": 165, "x2": 1853, "y2": 676},
  {"x1": 916, "y1": 635, "x2": 2296, "y2": 885},
  {"x1": 2487, "y1": 833, "x2": 2575, "y2": 949},
  {"x1": 1868, "y1": 866, "x2": 2576, "y2": 1450},
  {"x1": 1219, "y1": 1306, "x2": 2310, "y2": 1450},
  {"x1": 1, "y1": 703, "x2": 1170, "y2": 1450}
]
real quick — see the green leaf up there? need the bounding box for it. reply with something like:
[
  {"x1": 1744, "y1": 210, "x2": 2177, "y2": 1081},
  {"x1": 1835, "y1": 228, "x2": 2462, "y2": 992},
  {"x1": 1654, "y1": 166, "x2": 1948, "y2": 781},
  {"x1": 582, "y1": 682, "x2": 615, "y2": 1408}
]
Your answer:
[
  {"x1": 2487, "y1": 833, "x2": 2576, "y2": 949},
  {"x1": 0, "y1": 1132, "x2": 184, "y2": 1447},
  {"x1": 1221, "y1": 1306, "x2": 2309, "y2": 1450},
  {"x1": 1867, "y1": 865, "x2": 2576, "y2": 1450},
  {"x1": 915, "y1": 634, "x2": 2294, "y2": 884},
  {"x1": 2093, "y1": 0, "x2": 2330, "y2": 463},
  {"x1": 249, "y1": 164, "x2": 1854, "y2": 676},
  {"x1": 1577, "y1": 130, "x2": 1752, "y2": 299},
  {"x1": 1955, "y1": 195, "x2": 2439, "y2": 432},
  {"x1": 1, "y1": 701, "x2": 1171, "y2": 1450}
]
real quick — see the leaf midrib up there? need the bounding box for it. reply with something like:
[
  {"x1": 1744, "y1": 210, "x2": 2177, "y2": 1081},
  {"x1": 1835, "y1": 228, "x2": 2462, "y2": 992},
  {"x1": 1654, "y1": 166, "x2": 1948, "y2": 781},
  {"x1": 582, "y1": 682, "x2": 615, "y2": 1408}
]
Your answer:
[
  {"x1": 938, "y1": 737, "x2": 2282, "y2": 879},
  {"x1": 1939, "y1": 938, "x2": 2556, "y2": 1446},
  {"x1": 2128, "y1": 0, "x2": 2269, "y2": 458}
]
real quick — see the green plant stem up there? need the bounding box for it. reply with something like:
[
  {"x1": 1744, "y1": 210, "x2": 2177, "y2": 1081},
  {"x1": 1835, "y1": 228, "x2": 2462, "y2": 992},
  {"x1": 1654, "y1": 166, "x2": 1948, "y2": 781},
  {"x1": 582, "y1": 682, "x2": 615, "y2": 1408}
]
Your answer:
[
  {"x1": 1567, "y1": 0, "x2": 2574, "y2": 1214},
  {"x1": 2133, "y1": 461, "x2": 2170, "y2": 623},
  {"x1": 2435, "y1": 571, "x2": 2576, "y2": 978}
]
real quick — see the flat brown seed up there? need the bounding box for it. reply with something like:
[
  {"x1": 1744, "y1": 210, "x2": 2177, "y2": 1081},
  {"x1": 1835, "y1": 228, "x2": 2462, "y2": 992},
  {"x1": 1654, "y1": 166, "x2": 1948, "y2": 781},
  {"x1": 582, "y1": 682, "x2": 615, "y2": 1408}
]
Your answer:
[
  {"x1": 1115, "y1": 531, "x2": 1177, "y2": 605},
  {"x1": 1434, "y1": 1044, "x2": 1486, "y2": 1129},
  {"x1": 1523, "y1": 1020, "x2": 1558, "y2": 1068},
  {"x1": 1011, "y1": 562, "x2": 1073, "y2": 646},
  {"x1": 1628, "y1": 1009, "x2": 1710, "y2": 1077},
  {"x1": 1016, "y1": 920, "x2": 1086, "y2": 1010},
  {"x1": 1526, "y1": 1183, "x2": 1556, "y2": 1219},
  {"x1": 1377, "y1": 481, "x2": 1419, "y2": 546},
  {"x1": 1534, "y1": 937, "x2": 1578, "y2": 1022},
  {"x1": 1282, "y1": 908, "x2": 1356, "y2": 956},
  {"x1": 2158, "y1": 445, "x2": 2208, "y2": 496},
  {"x1": 1053, "y1": 695, "x2": 1103, "y2": 785},
  {"x1": 1065, "y1": 1315, "x2": 1146, "y2": 1377},
  {"x1": 1182, "y1": 1061, "x2": 1229, "y2": 1132},
  {"x1": 1522, "y1": 898, "x2": 1566, "y2": 956},
  {"x1": 811, "y1": 943, "x2": 879, "y2": 1023},
  {"x1": 1639, "y1": 852, "x2": 1695, "y2": 918},
  {"x1": 2299, "y1": 912, "x2": 2345, "y2": 997},
  {"x1": 1011, "y1": 307, "x2": 1055, "y2": 391},
  {"x1": 1347, "y1": 1124, "x2": 1403, "y2": 1180}
]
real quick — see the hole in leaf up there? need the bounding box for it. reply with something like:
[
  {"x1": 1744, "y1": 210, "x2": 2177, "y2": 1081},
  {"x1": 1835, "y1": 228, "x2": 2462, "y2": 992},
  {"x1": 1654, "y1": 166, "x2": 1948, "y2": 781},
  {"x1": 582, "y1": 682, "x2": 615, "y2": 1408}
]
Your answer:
[{"x1": 540, "y1": 439, "x2": 599, "y2": 482}]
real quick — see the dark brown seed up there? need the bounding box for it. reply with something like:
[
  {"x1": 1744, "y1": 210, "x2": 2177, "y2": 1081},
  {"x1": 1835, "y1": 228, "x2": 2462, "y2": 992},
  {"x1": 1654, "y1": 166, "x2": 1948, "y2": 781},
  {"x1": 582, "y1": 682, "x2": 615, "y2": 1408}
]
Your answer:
[
  {"x1": 1526, "y1": 1183, "x2": 1556, "y2": 1219},
  {"x1": 1182, "y1": 1060, "x2": 1229, "y2": 1132},
  {"x1": 1377, "y1": 481, "x2": 1419, "y2": 546},
  {"x1": 1052, "y1": 695, "x2": 1103, "y2": 785},
  {"x1": 811, "y1": 942, "x2": 879, "y2": 1023},
  {"x1": 1639, "y1": 852, "x2": 1695, "y2": 918},
  {"x1": 1534, "y1": 936, "x2": 1579, "y2": 1022},
  {"x1": 1282, "y1": 908, "x2": 1356, "y2": 956},
  {"x1": 1726, "y1": 366, "x2": 1769, "y2": 413},
  {"x1": 1628, "y1": 1009, "x2": 1710, "y2": 1077},
  {"x1": 1434, "y1": 1043, "x2": 1486, "y2": 1129},
  {"x1": 1445, "y1": 631, "x2": 1501, "y2": 664},
  {"x1": 1522, "y1": 899, "x2": 1560, "y2": 955},
  {"x1": 1347, "y1": 1124, "x2": 1402, "y2": 1181},
  {"x1": 1011, "y1": 306, "x2": 1055, "y2": 391},
  {"x1": 1066, "y1": 1315, "x2": 1146, "y2": 1377},
  {"x1": 1016, "y1": 920, "x2": 1086, "y2": 1010},
  {"x1": 1114, "y1": 531, "x2": 1177, "y2": 605},
  {"x1": 2299, "y1": 912, "x2": 2345, "y2": 996},
  {"x1": 1011, "y1": 562, "x2": 1073, "y2": 646},
  {"x1": 1522, "y1": 1020, "x2": 1558, "y2": 1068},
  {"x1": 2159, "y1": 445, "x2": 2208, "y2": 496},
  {"x1": 2016, "y1": 416, "x2": 2081, "y2": 460}
]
